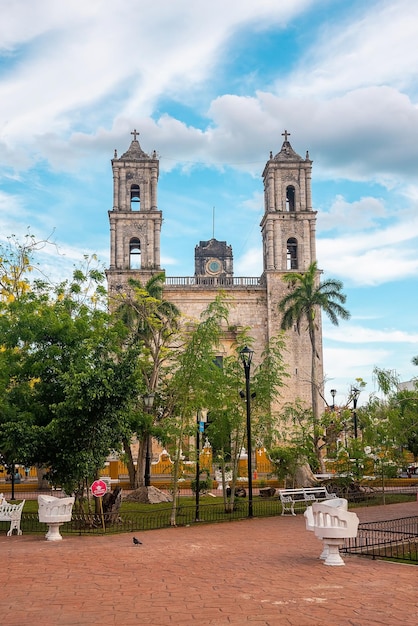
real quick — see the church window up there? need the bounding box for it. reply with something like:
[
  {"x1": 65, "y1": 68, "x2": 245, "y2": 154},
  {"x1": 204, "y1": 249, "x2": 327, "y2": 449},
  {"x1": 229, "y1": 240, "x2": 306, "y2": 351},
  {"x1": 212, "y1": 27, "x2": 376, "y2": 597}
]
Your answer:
[
  {"x1": 213, "y1": 355, "x2": 223, "y2": 369},
  {"x1": 130, "y1": 184, "x2": 140, "y2": 211},
  {"x1": 129, "y1": 238, "x2": 141, "y2": 269},
  {"x1": 286, "y1": 238, "x2": 298, "y2": 269},
  {"x1": 286, "y1": 186, "x2": 295, "y2": 212}
]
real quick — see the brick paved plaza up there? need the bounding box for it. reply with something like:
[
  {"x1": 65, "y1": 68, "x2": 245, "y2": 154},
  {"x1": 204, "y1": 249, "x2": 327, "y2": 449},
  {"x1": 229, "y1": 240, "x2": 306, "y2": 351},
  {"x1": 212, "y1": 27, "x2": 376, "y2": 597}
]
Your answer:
[{"x1": 0, "y1": 501, "x2": 417, "y2": 625}]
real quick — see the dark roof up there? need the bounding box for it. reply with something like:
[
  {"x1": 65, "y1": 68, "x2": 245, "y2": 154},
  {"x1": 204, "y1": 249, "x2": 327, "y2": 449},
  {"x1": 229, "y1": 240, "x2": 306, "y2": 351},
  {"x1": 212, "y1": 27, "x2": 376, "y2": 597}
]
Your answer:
[
  {"x1": 272, "y1": 140, "x2": 304, "y2": 162},
  {"x1": 119, "y1": 139, "x2": 149, "y2": 161}
]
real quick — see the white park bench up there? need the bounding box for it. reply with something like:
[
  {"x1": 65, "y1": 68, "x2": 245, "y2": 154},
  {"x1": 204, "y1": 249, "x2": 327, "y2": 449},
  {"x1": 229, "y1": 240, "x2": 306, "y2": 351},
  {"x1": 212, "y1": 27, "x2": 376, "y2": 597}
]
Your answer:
[
  {"x1": 38, "y1": 494, "x2": 75, "y2": 541},
  {"x1": 278, "y1": 486, "x2": 337, "y2": 516},
  {"x1": 0, "y1": 497, "x2": 25, "y2": 536}
]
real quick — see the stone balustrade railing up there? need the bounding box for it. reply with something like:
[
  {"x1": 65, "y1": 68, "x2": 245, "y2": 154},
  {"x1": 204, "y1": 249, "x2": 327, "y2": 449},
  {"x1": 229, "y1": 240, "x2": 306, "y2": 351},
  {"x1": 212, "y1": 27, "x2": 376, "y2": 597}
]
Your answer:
[{"x1": 164, "y1": 276, "x2": 263, "y2": 288}]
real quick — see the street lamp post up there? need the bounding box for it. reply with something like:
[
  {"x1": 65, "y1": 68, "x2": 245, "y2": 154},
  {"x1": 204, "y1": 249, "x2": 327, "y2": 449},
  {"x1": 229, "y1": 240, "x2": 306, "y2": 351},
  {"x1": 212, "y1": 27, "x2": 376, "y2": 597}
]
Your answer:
[
  {"x1": 240, "y1": 346, "x2": 254, "y2": 518},
  {"x1": 195, "y1": 410, "x2": 207, "y2": 522},
  {"x1": 330, "y1": 389, "x2": 337, "y2": 411},
  {"x1": 143, "y1": 393, "x2": 155, "y2": 488},
  {"x1": 11, "y1": 461, "x2": 15, "y2": 501},
  {"x1": 195, "y1": 412, "x2": 201, "y2": 522},
  {"x1": 351, "y1": 387, "x2": 361, "y2": 478},
  {"x1": 351, "y1": 387, "x2": 361, "y2": 439}
]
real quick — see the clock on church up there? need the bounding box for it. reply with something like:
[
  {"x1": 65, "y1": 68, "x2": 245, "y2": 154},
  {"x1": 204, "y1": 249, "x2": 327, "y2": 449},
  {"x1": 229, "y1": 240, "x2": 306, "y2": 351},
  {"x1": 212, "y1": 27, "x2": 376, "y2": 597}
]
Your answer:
[
  {"x1": 194, "y1": 239, "x2": 233, "y2": 278},
  {"x1": 206, "y1": 258, "x2": 222, "y2": 275}
]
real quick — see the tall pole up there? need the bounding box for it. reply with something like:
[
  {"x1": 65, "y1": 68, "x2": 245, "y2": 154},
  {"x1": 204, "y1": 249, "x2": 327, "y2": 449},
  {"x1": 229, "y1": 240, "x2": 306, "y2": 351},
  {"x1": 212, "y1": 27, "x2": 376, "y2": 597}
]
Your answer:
[
  {"x1": 240, "y1": 346, "x2": 254, "y2": 519},
  {"x1": 144, "y1": 435, "x2": 151, "y2": 487},
  {"x1": 352, "y1": 387, "x2": 360, "y2": 439},
  {"x1": 351, "y1": 387, "x2": 361, "y2": 478},
  {"x1": 353, "y1": 400, "x2": 358, "y2": 439},
  {"x1": 195, "y1": 412, "x2": 201, "y2": 522},
  {"x1": 11, "y1": 461, "x2": 15, "y2": 501},
  {"x1": 143, "y1": 393, "x2": 155, "y2": 488}
]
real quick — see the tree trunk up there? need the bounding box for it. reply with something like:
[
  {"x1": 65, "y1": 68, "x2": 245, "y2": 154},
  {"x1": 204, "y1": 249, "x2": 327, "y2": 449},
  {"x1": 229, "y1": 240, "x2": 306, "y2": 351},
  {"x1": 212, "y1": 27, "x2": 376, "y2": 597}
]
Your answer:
[
  {"x1": 309, "y1": 325, "x2": 327, "y2": 474},
  {"x1": 101, "y1": 486, "x2": 123, "y2": 525},
  {"x1": 123, "y1": 436, "x2": 147, "y2": 488},
  {"x1": 294, "y1": 462, "x2": 319, "y2": 487},
  {"x1": 135, "y1": 438, "x2": 146, "y2": 488},
  {"x1": 315, "y1": 441, "x2": 327, "y2": 474},
  {"x1": 309, "y1": 327, "x2": 319, "y2": 424},
  {"x1": 170, "y1": 456, "x2": 180, "y2": 526},
  {"x1": 36, "y1": 464, "x2": 50, "y2": 489},
  {"x1": 122, "y1": 438, "x2": 136, "y2": 488}
]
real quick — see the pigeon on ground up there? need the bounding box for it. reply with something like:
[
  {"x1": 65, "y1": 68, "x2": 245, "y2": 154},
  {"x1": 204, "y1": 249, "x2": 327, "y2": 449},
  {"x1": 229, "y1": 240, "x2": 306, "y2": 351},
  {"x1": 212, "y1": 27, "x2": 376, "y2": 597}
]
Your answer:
[{"x1": 133, "y1": 537, "x2": 142, "y2": 545}]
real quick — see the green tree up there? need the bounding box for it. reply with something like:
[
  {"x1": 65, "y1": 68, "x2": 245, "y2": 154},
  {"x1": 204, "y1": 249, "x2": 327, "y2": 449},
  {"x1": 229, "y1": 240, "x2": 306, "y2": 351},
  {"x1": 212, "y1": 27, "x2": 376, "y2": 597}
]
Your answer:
[
  {"x1": 365, "y1": 367, "x2": 418, "y2": 464},
  {"x1": 198, "y1": 345, "x2": 249, "y2": 513},
  {"x1": 172, "y1": 325, "x2": 288, "y2": 516},
  {"x1": 268, "y1": 445, "x2": 301, "y2": 488},
  {"x1": 0, "y1": 231, "x2": 51, "y2": 302},
  {"x1": 162, "y1": 293, "x2": 230, "y2": 523},
  {"x1": 113, "y1": 273, "x2": 181, "y2": 489},
  {"x1": 278, "y1": 261, "x2": 350, "y2": 463},
  {"x1": 251, "y1": 335, "x2": 289, "y2": 447},
  {"x1": 0, "y1": 242, "x2": 138, "y2": 498}
]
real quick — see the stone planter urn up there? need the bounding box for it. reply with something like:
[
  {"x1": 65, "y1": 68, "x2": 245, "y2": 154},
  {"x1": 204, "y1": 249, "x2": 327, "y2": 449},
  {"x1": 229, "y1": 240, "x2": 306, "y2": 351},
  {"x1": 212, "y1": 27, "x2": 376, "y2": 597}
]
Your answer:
[
  {"x1": 214, "y1": 469, "x2": 233, "y2": 490},
  {"x1": 38, "y1": 495, "x2": 75, "y2": 541}
]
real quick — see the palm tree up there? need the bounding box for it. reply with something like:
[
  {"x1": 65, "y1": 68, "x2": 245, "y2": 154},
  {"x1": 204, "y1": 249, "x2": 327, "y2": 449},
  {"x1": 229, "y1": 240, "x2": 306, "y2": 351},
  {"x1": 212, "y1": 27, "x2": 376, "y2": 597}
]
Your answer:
[
  {"x1": 115, "y1": 273, "x2": 181, "y2": 489},
  {"x1": 118, "y1": 273, "x2": 180, "y2": 390},
  {"x1": 278, "y1": 261, "x2": 350, "y2": 459}
]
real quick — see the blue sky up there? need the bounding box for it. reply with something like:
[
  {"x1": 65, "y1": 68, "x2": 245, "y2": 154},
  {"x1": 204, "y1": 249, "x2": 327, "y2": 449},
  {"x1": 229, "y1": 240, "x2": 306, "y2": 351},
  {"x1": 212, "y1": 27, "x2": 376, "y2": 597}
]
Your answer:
[{"x1": 1, "y1": 0, "x2": 418, "y2": 406}]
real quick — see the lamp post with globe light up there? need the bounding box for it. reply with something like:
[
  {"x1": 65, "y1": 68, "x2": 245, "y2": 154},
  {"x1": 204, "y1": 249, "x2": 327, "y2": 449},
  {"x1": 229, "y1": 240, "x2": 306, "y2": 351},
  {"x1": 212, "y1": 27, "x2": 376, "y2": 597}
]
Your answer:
[
  {"x1": 330, "y1": 389, "x2": 337, "y2": 411},
  {"x1": 351, "y1": 387, "x2": 361, "y2": 439},
  {"x1": 143, "y1": 393, "x2": 155, "y2": 487},
  {"x1": 240, "y1": 346, "x2": 254, "y2": 518}
]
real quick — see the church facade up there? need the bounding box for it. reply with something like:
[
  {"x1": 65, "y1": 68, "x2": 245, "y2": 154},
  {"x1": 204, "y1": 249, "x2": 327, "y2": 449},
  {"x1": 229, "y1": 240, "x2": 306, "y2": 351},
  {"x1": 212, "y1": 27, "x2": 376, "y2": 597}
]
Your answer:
[{"x1": 106, "y1": 130, "x2": 323, "y2": 412}]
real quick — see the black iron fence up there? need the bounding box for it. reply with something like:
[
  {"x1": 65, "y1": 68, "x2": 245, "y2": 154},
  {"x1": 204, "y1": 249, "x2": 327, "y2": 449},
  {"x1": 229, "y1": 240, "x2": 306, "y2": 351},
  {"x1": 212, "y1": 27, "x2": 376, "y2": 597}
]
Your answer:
[
  {"x1": 342, "y1": 515, "x2": 418, "y2": 563},
  {"x1": 3, "y1": 497, "x2": 283, "y2": 536},
  {"x1": 2, "y1": 485, "x2": 417, "y2": 549}
]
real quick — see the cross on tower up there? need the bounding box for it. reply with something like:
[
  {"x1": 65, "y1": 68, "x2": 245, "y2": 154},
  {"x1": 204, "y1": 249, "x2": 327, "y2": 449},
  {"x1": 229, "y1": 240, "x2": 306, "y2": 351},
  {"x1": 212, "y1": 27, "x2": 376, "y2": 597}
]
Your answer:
[
  {"x1": 282, "y1": 129, "x2": 291, "y2": 142},
  {"x1": 131, "y1": 129, "x2": 139, "y2": 141}
]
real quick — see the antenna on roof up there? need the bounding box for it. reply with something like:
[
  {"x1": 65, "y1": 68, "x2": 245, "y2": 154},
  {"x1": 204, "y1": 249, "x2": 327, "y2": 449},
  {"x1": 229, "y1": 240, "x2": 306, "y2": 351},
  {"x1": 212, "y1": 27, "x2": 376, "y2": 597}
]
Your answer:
[{"x1": 212, "y1": 206, "x2": 215, "y2": 239}]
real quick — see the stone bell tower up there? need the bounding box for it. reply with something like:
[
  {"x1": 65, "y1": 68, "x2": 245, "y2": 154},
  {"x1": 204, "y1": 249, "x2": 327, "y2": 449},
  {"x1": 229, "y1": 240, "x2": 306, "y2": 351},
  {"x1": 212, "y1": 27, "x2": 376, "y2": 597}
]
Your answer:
[
  {"x1": 107, "y1": 130, "x2": 163, "y2": 292},
  {"x1": 261, "y1": 130, "x2": 323, "y2": 407},
  {"x1": 260, "y1": 130, "x2": 317, "y2": 274}
]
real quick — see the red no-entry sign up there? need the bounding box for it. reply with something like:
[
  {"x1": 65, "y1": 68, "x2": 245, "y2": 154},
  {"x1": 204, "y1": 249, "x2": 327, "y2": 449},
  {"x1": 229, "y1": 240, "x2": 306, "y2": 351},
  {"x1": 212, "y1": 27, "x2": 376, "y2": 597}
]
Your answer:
[{"x1": 91, "y1": 479, "x2": 107, "y2": 498}]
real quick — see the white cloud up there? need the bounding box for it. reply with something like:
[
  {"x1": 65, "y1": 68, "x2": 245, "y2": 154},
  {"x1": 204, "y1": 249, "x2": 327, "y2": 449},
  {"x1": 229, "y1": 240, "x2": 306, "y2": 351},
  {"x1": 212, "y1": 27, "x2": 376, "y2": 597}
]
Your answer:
[
  {"x1": 0, "y1": 0, "x2": 312, "y2": 165},
  {"x1": 324, "y1": 325, "x2": 418, "y2": 346},
  {"x1": 319, "y1": 195, "x2": 387, "y2": 232},
  {"x1": 235, "y1": 247, "x2": 262, "y2": 276},
  {"x1": 282, "y1": 0, "x2": 418, "y2": 98},
  {"x1": 0, "y1": 190, "x2": 26, "y2": 216},
  {"x1": 323, "y1": 339, "x2": 418, "y2": 404},
  {"x1": 323, "y1": 346, "x2": 387, "y2": 400},
  {"x1": 323, "y1": 248, "x2": 418, "y2": 287},
  {"x1": 161, "y1": 254, "x2": 179, "y2": 268},
  {"x1": 317, "y1": 212, "x2": 418, "y2": 286},
  {"x1": 146, "y1": 87, "x2": 418, "y2": 185},
  {"x1": 324, "y1": 346, "x2": 390, "y2": 376},
  {"x1": 2, "y1": 0, "x2": 418, "y2": 193},
  {"x1": 241, "y1": 192, "x2": 264, "y2": 212}
]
